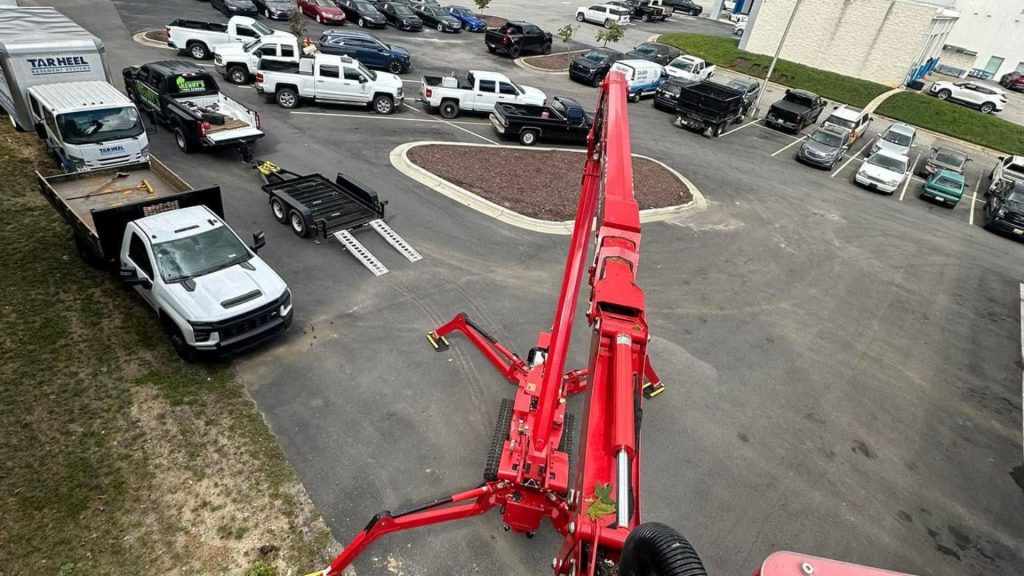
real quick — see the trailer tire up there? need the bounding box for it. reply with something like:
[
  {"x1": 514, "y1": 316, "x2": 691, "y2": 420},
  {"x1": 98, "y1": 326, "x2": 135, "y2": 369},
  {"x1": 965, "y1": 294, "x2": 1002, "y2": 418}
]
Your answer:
[
  {"x1": 276, "y1": 87, "x2": 300, "y2": 109},
  {"x1": 173, "y1": 126, "x2": 194, "y2": 154},
  {"x1": 620, "y1": 523, "x2": 708, "y2": 576},
  {"x1": 484, "y1": 398, "x2": 514, "y2": 482},
  {"x1": 519, "y1": 129, "x2": 539, "y2": 146},
  {"x1": 188, "y1": 41, "x2": 209, "y2": 60},
  {"x1": 270, "y1": 197, "x2": 288, "y2": 223},
  {"x1": 288, "y1": 209, "x2": 309, "y2": 237},
  {"x1": 372, "y1": 94, "x2": 395, "y2": 114},
  {"x1": 227, "y1": 65, "x2": 249, "y2": 85},
  {"x1": 439, "y1": 100, "x2": 460, "y2": 119},
  {"x1": 73, "y1": 233, "x2": 103, "y2": 268}
]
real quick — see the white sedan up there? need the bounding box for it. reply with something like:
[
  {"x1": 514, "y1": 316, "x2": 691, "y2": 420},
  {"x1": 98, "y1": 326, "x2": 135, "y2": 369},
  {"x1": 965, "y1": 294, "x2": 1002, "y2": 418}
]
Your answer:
[
  {"x1": 855, "y1": 149, "x2": 910, "y2": 195},
  {"x1": 929, "y1": 80, "x2": 1006, "y2": 114},
  {"x1": 576, "y1": 4, "x2": 631, "y2": 27}
]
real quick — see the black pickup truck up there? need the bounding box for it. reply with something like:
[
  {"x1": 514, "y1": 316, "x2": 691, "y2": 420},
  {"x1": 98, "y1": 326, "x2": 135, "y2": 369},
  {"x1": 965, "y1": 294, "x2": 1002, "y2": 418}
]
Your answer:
[
  {"x1": 609, "y1": 0, "x2": 671, "y2": 22},
  {"x1": 765, "y1": 88, "x2": 827, "y2": 134},
  {"x1": 489, "y1": 97, "x2": 593, "y2": 146},
  {"x1": 674, "y1": 80, "x2": 745, "y2": 137},
  {"x1": 983, "y1": 178, "x2": 1024, "y2": 239},
  {"x1": 484, "y1": 21, "x2": 552, "y2": 58},
  {"x1": 123, "y1": 60, "x2": 264, "y2": 158}
]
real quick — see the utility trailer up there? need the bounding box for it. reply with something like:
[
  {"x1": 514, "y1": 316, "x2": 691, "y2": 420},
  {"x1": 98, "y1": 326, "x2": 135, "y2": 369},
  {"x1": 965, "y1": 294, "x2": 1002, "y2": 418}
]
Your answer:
[
  {"x1": 257, "y1": 161, "x2": 420, "y2": 276},
  {"x1": 38, "y1": 157, "x2": 222, "y2": 265}
]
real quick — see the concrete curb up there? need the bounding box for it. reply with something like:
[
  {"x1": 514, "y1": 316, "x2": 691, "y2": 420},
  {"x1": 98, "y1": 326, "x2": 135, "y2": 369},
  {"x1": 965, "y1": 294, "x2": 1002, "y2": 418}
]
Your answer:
[
  {"x1": 863, "y1": 87, "x2": 905, "y2": 114},
  {"x1": 133, "y1": 30, "x2": 175, "y2": 51},
  {"x1": 389, "y1": 141, "x2": 706, "y2": 235},
  {"x1": 514, "y1": 52, "x2": 583, "y2": 75}
]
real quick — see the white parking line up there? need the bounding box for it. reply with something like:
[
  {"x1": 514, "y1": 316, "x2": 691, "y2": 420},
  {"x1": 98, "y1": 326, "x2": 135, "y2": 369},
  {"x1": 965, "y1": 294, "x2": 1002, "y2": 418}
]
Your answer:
[
  {"x1": 720, "y1": 119, "x2": 759, "y2": 137},
  {"x1": 969, "y1": 170, "x2": 984, "y2": 226},
  {"x1": 770, "y1": 135, "x2": 806, "y2": 157},
  {"x1": 899, "y1": 153, "x2": 921, "y2": 202},
  {"x1": 832, "y1": 142, "x2": 870, "y2": 178},
  {"x1": 1019, "y1": 283, "x2": 1024, "y2": 467}
]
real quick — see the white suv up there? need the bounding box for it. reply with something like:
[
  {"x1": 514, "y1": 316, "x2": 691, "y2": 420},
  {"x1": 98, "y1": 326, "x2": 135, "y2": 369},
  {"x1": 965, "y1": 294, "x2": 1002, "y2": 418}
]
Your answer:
[
  {"x1": 576, "y1": 4, "x2": 631, "y2": 27},
  {"x1": 929, "y1": 80, "x2": 1006, "y2": 114}
]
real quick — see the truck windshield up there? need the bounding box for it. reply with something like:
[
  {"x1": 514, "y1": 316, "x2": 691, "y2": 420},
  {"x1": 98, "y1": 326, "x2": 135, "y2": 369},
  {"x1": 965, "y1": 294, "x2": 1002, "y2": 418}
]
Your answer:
[
  {"x1": 251, "y1": 21, "x2": 274, "y2": 35},
  {"x1": 57, "y1": 107, "x2": 144, "y2": 145},
  {"x1": 153, "y1": 226, "x2": 252, "y2": 283},
  {"x1": 668, "y1": 58, "x2": 694, "y2": 72}
]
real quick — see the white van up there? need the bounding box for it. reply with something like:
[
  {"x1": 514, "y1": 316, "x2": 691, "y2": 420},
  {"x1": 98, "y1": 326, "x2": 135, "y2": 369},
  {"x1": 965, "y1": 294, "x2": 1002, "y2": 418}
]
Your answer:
[
  {"x1": 28, "y1": 81, "x2": 149, "y2": 172},
  {"x1": 610, "y1": 59, "x2": 666, "y2": 102}
]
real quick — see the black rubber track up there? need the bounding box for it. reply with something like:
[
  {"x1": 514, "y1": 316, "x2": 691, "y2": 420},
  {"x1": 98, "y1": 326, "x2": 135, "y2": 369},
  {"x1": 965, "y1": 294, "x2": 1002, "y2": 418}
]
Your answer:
[
  {"x1": 619, "y1": 522, "x2": 708, "y2": 576},
  {"x1": 484, "y1": 398, "x2": 514, "y2": 482},
  {"x1": 558, "y1": 413, "x2": 576, "y2": 456}
]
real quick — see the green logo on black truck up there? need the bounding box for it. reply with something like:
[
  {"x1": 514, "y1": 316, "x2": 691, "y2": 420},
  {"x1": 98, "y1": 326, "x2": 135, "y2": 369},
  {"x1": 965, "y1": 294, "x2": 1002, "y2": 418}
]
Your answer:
[{"x1": 175, "y1": 76, "x2": 205, "y2": 93}]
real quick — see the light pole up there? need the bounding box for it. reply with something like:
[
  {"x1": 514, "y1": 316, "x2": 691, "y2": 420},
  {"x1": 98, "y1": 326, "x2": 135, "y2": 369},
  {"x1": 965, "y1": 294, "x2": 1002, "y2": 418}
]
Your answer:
[{"x1": 751, "y1": 0, "x2": 804, "y2": 118}]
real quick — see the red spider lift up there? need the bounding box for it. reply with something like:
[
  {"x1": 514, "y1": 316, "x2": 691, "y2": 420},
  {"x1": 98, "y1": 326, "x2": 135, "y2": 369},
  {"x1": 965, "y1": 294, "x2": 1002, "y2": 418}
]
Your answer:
[{"x1": 304, "y1": 72, "x2": 920, "y2": 576}]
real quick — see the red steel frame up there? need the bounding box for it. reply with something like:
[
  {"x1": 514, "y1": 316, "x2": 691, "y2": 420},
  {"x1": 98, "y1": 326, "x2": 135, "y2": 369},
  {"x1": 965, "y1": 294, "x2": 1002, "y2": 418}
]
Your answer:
[{"x1": 308, "y1": 72, "x2": 651, "y2": 576}]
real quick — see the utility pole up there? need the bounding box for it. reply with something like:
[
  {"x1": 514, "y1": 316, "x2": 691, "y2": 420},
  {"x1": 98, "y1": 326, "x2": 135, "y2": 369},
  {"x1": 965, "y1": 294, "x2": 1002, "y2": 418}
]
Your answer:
[{"x1": 751, "y1": 0, "x2": 804, "y2": 118}]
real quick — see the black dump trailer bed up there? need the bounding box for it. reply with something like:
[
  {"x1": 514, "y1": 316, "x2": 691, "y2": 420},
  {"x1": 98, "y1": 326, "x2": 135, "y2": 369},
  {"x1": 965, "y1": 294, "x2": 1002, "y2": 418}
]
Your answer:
[
  {"x1": 257, "y1": 160, "x2": 421, "y2": 276},
  {"x1": 37, "y1": 158, "x2": 222, "y2": 266},
  {"x1": 674, "y1": 80, "x2": 745, "y2": 137}
]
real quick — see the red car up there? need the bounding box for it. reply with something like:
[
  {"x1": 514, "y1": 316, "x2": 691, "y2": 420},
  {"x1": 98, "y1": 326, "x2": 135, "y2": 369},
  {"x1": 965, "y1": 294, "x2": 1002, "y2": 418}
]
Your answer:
[
  {"x1": 298, "y1": 0, "x2": 346, "y2": 24},
  {"x1": 1000, "y1": 71, "x2": 1024, "y2": 92}
]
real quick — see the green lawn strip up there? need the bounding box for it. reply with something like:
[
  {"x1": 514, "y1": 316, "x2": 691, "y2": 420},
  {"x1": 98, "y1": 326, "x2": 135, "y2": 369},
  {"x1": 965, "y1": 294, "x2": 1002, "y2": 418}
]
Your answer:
[
  {"x1": 658, "y1": 33, "x2": 890, "y2": 108},
  {"x1": 875, "y1": 92, "x2": 1024, "y2": 156},
  {"x1": 0, "y1": 124, "x2": 331, "y2": 575}
]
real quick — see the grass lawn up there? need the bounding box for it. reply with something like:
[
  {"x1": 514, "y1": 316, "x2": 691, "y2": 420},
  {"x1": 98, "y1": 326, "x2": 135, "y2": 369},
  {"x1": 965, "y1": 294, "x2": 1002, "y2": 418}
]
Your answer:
[
  {"x1": 658, "y1": 33, "x2": 889, "y2": 108},
  {"x1": 875, "y1": 92, "x2": 1024, "y2": 156},
  {"x1": 0, "y1": 122, "x2": 333, "y2": 575}
]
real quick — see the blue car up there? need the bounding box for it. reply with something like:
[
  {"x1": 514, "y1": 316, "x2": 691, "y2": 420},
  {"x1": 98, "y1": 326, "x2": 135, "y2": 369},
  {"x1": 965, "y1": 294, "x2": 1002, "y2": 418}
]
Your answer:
[
  {"x1": 318, "y1": 30, "x2": 412, "y2": 74},
  {"x1": 445, "y1": 5, "x2": 486, "y2": 32}
]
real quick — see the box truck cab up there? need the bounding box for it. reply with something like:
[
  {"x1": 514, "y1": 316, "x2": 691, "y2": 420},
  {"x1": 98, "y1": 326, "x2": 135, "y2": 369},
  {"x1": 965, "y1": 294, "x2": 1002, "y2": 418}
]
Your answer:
[
  {"x1": 610, "y1": 59, "x2": 666, "y2": 102},
  {"x1": 0, "y1": 7, "x2": 110, "y2": 131},
  {"x1": 28, "y1": 81, "x2": 149, "y2": 172}
]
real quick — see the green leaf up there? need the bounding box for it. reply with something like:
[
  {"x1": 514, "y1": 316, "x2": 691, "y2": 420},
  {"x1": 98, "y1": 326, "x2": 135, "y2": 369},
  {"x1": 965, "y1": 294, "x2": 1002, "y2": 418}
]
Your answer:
[
  {"x1": 594, "y1": 482, "x2": 614, "y2": 504},
  {"x1": 583, "y1": 483, "x2": 617, "y2": 520}
]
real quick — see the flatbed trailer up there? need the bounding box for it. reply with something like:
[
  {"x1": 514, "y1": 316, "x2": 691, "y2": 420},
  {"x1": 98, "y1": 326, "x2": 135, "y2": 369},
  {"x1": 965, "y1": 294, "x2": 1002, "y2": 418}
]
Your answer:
[
  {"x1": 37, "y1": 157, "x2": 222, "y2": 265},
  {"x1": 257, "y1": 161, "x2": 420, "y2": 275}
]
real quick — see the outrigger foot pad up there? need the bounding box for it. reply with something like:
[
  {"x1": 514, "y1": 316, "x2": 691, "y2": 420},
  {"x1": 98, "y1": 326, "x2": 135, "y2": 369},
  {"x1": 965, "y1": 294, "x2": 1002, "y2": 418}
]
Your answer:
[
  {"x1": 426, "y1": 331, "x2": 450, "y2": 352},
  {"x1": 642, "y1": 379, "x2": 665, "y2": 399}
]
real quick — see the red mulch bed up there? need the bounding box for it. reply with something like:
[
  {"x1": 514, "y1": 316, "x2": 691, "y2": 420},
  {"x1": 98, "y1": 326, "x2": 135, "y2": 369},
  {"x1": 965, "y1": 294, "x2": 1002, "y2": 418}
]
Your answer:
[
  {"x1": 521, "y1": 50, "x2": 586, "y2": 71},
  {"x1": 407, "y1": 145, "x2": 691, "y2": 221},
  {"x1": 481, "y1": 15, "x2": 508, "y2": 28},
  {"x1": 144, "y1": 29, "x2": 168, "y2": 42}
]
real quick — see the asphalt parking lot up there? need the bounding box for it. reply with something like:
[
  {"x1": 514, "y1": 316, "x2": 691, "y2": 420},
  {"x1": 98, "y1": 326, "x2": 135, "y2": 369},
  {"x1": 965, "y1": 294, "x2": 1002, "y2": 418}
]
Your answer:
[{"x1": 24, "y1": 0, "x2": 1024, "y2": 575}]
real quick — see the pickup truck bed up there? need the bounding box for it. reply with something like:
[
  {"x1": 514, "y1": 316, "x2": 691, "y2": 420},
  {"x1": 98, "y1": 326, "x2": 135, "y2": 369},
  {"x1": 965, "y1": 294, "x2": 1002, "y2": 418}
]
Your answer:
[
  {"x1": 423, "y1": 75, "x2": 472, "y2": 90},
  {"x1": 37, "y1": 158, "x2": 222, "y2": 263},
  {"x1": 168, "y1": 18, "x2": 229, "y2": 33}
]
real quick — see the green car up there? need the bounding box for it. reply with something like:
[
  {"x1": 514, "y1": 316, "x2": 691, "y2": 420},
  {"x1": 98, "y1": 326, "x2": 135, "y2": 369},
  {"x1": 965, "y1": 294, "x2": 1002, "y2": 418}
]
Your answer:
[{"x1": 920, "y1": 169, "x2": 966, "y2": 207}]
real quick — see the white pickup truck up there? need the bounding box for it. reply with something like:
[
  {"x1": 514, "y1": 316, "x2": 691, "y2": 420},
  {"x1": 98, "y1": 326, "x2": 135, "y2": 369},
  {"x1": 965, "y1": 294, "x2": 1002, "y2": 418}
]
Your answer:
[
  {"x1": 664, "y1": 55, "x2": 715, "y2": 82},
  {"x1": 256, "y1": 54, "x2": 404, "y2": 114},
  {"x1": 214, "y1": 31, "x2": 300, "y2": 84},
  {"x1": 420, "y1": 70, "x2": 546, "y2": 119},
  {"x1": 167, "y1": 16, "x2": 277, "y2": 60}
]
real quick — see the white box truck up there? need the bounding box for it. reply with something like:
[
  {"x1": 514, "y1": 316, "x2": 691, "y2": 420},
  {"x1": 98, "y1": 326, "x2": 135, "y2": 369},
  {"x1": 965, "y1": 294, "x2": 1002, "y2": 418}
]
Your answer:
[
  {"x1": 27, "y1": 81, "x2": 149, "y2": 172},
  {"x1": 0, "y1": 7, "x2": 110, "y2": 131}
]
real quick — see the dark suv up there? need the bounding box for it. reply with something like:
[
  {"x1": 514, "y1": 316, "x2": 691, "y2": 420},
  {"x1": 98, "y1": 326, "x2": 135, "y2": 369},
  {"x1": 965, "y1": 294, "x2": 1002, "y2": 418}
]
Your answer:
[
  {"x1": 317, "y1": 30, "x2": 412, "y2": 73},
  {"x1": 983, "y1": 179, "x2": 1024, "y2": 239},
  {"x1": 569, "y1": 47, "x2": 623, "y2": 86},
  {"x1": 1000, "y1": 71, "x2": 1024, "y2": 92}
]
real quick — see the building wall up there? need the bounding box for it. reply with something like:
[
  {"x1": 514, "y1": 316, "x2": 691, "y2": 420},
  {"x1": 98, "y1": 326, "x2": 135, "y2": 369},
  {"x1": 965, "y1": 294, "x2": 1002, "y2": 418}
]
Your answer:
[
  {"x1": 741, "y1": 0, "x2": 948, "y2": 86},
  {"x1": 945, "y1": 0, "x2": 1024, "y2": 78}
]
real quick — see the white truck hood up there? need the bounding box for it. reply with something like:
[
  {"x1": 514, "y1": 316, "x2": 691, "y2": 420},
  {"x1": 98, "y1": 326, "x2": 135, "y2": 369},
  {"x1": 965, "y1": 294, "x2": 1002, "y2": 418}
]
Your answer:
[
  {"x1": 520, "y1": 85, "x2": 546, "y2": 105},
  {"x1": 375, "y1": 71, "x2": 403, "y2": 91},
  {"x1": 168, "y1": 257, "x2": 288, "y2": 323}
]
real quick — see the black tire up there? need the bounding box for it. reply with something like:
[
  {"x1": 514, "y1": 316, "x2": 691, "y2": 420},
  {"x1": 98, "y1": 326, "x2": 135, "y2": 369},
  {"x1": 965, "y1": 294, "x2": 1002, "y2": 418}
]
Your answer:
[
  {"x1": 980, "y1": 102, "x2": 995, "y2": 114},
  {"x1": 173, "y1": 126, "x2": 194, "y2": 153},
  {"x1": 937, "y1": 89, "x2": 951, "y2": 100},
  {"x1": 712, "y1": 123, "x2": 724, "y2": 137},
  {"x1": 270, "y1": 197, "x2": 288, "y2": 223},
  {"x1": 276, "y1": 87, "x2": 300, "y2": 109},
  {"x1": 73, "y1": 233, "x2": 103, "y2": 268},
  {"x1": 358, "y1": 17, "x2": 365, "y2": 27},
  {"x1": 641, "y1": 13, "x2": 650, "y2": 22},
  {"x1": 604, "y1": 18, "x2": 614, "y2": 28},
  {"x1": 592, "y1": 73, "x2": 604, "y2": 87},
  {"x1": 487, "y1": 44, "x2": 496, "y2": 53},
  {"x1": 387, "y1": 59, "x2": 403, "y2": 74},
  {"x1": 373, "y1": 94, "x2": 395, "y2": 114},
  {"x1": 576, "y1": 12, "x2": 585, "y2": 22},
  {"x1": 620, "y1": 522, "x2": 708, "y2": 576},
  {"x1": 289, "y1": 209, "x2": 309, "y2": 237},
  {"x1": 484, "y1": 398, "x2": 514, "y2": 481},
  {"x1": 188, "y1": 42, "x2": 209, "y2": 60},
  {"x1": 519, "y1": 129, "x2": 539, "y2": 146},
  {"x1": 508, "y1": 43, "x2": 522, "y2": 58},
  {"x1": 629, "y1": 92, "x2": 640, "y2": 103},
  {"x1": 227, "y1": 65, "x2": 249, "y2": 84},
  {"x1": 541, "y1": 42, "x2": 551, "y2": 55},
  {"x1": 164, "y1": 319, "x2": 197, "y2": 363},
  {"x1": 439, "y1": 100, "x2": 459, "y2": 119}
]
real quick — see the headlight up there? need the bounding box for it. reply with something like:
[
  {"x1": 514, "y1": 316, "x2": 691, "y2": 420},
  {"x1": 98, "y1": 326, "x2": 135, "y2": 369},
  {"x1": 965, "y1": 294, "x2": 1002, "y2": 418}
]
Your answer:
[
  {"x1": 189, "y1": 321, "x2": 215, "y2": 342},
  {"x1": 69, "y1": 156, "x2": 88, "y2": 172},
  {"x1": 279, "y1": 288, "x2": 292, "y2": 312},
  {"x1": 998, "y1": 207, "x2": 1008, "y2": 217}
]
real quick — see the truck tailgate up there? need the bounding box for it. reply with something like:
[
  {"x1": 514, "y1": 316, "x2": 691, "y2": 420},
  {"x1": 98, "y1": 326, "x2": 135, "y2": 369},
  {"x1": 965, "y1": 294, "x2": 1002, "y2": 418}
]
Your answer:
[{"x1": 206, "y1": 126, "x2": 264, "y2": 144}]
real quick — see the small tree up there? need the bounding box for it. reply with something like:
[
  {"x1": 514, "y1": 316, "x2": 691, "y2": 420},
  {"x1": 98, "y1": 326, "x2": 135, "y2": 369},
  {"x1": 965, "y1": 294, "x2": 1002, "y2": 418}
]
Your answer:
[
  {"x1": 474, "y1": 0, "x2": 491, "y2": 15},
  {"x1": 288, "y1": 8, "x2": 306, "y2": 40},
  {"x1": 595, "y1": 22, "x2": 624, "y2": 47},
  {"x1": 556, "y1": 23, "x2": 578, "y2": 45}
]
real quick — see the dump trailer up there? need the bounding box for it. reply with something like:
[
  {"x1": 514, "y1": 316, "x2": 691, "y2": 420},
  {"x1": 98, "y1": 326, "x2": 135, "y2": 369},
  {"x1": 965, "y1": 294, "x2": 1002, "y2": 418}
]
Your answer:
[
  {"x1": 0, "y1": 7, "x2": 109, "y2": 131},
  {"x1": 674, "y1": 79, "x2": 745, "y2": 137}
]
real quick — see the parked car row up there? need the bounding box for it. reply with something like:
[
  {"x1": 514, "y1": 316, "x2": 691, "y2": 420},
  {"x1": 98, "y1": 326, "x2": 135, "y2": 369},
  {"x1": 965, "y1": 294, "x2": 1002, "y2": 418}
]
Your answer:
[{"x1": 201, "y1": 0, "x2": 488, "y2": 32}]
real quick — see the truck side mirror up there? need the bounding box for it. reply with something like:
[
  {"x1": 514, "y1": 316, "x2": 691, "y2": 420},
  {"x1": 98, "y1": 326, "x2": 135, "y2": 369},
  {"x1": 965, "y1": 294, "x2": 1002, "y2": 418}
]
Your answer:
[
  {"x1": 359, "y1": 76, "x2": 368, "y2": 84},
  {"x1": 120, "y1": 265, "x2": 151, "y2": 289},
  {"x1": 251, "y1": 230, "x2": 266, "y2": 253}
]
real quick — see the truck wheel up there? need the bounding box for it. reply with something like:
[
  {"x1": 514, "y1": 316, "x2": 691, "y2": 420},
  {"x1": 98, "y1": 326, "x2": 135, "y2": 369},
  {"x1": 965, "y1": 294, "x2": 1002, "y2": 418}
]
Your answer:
[
  {"x1": 387, "y1": 59, "x2": 403, "y2": 74},
  {"x1": 173, "y1": 126, "x2": 194, "y2": 153},
  {"x1": 373, "y1": 94, "x2": 395, "y2": 114},
  {"x1": 289, "y1": 209, "x2": 309, "y2": 237},
  {"x1": 619, "y1": 522, "x2": 708, "y2": 576},
  {"x1": 629, "y1": 92, "x2": 640, "y2": 103},
  {"x1": 937, "y1": 89, "x2": 951, "y2": 100},
  {"x1": 519, "y1": 129, "x2": 539, "y2": 146},
  {"x1": 576, "y1": 13, "x2": 585, "y2": 22},
  {"x1": 980, "y1": 102, "x2": 995, "y2": 114},
  {"x1": 508, "y1": 44, "x2": 522, "y2": 58},
  {"x1": 164, "y1": 320, "x2": 197, "y2": 363},
  {"x1": 227, "y1": 66, "x2": 249, "y2": 84},
  {"x1": 604, "y1": 18, "x2": 614, "y2": 28},
  {"x1": 541, "y1": 42, "x2": 551, "y2": 55},
  {"x1": 188, "y1": 42, "x2": 209, "y2": 60},
  {"x1": 439, "y1": 101, "x2": 459, "y2": 119},
  {"x1": 712, "y1": 123, "x2": 724, "y2": 137},
  {"x1": 592, "y1": 73, "x2": 604, "y2": 87},
  {"x1": 641, "y1": 13, "x2": 650, "y2": 22},
  {"x1": 276, "y1": 87, "x2": 300, "y2": 109},
  {"x1": 437, "y1": 23, "x2": 445, "y2": 31},
  {"x1": 270, "y1": 197, "x2": 288, "y2": 223},
  {"x1": 358, "y1": 17, "x2": 365, "y2": 27}
]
